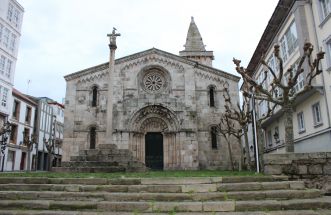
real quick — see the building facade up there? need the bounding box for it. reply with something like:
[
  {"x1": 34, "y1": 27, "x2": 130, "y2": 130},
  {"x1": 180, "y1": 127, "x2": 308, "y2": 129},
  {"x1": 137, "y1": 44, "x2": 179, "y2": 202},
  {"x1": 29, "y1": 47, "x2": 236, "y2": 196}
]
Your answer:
[
  {"x1": 0, "y1": 0, "x2": 23, "y2": 123},
  {"x1": 63, "y1": 18, "x2": 241, "y2": 170},
  {"x1": 31, "y1": 97, "x2": 64, "y2": 171},
  {"x1": 247, "y1": 0, "x2": 331, "y2": 154},
  {"x1": 3, "y1": 88, "x2": 36, "y2": 171}
]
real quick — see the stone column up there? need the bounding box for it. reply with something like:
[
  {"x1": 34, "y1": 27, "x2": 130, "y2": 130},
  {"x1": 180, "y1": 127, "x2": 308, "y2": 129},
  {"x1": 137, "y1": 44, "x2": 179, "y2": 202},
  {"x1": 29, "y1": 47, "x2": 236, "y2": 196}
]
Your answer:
[{"x1": 106, "y1": 29, "x2": 120, "y2": 144}]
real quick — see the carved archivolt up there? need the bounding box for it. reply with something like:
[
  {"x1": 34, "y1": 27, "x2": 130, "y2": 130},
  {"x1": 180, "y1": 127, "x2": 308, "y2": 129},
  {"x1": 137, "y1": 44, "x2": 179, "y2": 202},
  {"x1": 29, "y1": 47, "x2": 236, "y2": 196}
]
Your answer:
[
  {"x1": 130, "y1": 105, "x2": 179, "y2": 132},
  {"x1": 140, "y1": 117, "x2": 168, "y2": 132},
  {"x1": 195, "y1": 70, "x2": 225, "y2": 85},
  {"x1": 77, "y1": 70, "x2": 108, "y2": 84}
]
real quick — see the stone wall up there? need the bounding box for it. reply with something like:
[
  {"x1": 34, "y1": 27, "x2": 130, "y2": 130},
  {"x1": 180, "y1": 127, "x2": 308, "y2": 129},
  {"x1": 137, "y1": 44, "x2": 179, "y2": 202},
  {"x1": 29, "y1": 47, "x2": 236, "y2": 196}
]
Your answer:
[{"x1": 264, "y1": 152, "x2": 331, "y2": 178}]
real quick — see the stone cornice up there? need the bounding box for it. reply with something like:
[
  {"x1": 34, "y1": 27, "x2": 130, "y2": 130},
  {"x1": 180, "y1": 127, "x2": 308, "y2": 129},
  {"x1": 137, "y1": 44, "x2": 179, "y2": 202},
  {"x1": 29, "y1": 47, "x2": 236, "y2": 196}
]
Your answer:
[{"x1": 64, "y1": 48, "x2": 240, "y2": 82}]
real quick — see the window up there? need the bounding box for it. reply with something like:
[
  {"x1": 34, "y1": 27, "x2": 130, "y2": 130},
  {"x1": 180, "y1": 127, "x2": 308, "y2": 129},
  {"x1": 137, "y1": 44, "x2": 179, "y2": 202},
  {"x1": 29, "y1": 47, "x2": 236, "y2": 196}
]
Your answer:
[
  {"x1": 294, "y1": 73, "x2": 304, "y2": 93},
  {"x1": 23, "y1": 128, "x2": 30, "y2": 146},
  {"x1": 5, "y1": 59, "x2": 12, "y2": 78},
  {"x1": 211, "y1": 126, "x2": 218, "y2": 149},
  {"x1": 90, "y1": 127, "x2": 96, "y2": 149},
  {"x1": 267, "y1": 53, "x2": 278, "y2": 76},
  {"x1": 3, "y1": 28, "x2": 10, "y2": 48},
  {"x1": 92, "y1": 86, "x2": 98, "y2": 107},
  {"x1": 209, "y1": 86, "x2": 215, "y2": 107},
  {"x1": 326, "y1": 39, "x2": 331, "y2": 69},
  {"x1": 291, "y1": 60, "x2": 305, "y2": 93},
  {"x1": 7, "y1": 3, "x2": 13, "y2": 22},
  {"x1": 1, "y1": 87, "x2": 8, "y2": 107},
  {"x1": 320, "y1": 0, "x2": 331, "y2": 20},
  {"x1": 297, "y1": 112, "x2": 305, "y2": 133},
  {"x1": 12, "y1": 100, "x2": 20, "y2": 119},
  {"x1": 312, "y1": 102, "x2": 323, "y2": 126},
  {"x1": 274, "y1": 126, "x2": 280, "y2": 143},
  {"x1": 9, "y1": 34, "x2": 16, "y2": 52},
  {"x1": 267, "y1": 130, "x2": 273, "y2": 146},
  {"x1": 0, "y1": 56, "x2": 5, "y2": 74},
  {"x1": 10, "y1": 124, "x2": 18, "y2": 144},
  {"x1": 258, "y1": 100, "x2": 268, "y2": 118},
  {"x1": 13, "y1": 9, "x2": 20, "y2": 28},
  {"x1": 0, "y1": 24, "x2": 3, "y2": 43},
  {"x1": 280, "y1": 22, "x2": 298, "y2": 62},
  {"x1": 25, "y1": 106, "x2": 32, "y2": 124}
]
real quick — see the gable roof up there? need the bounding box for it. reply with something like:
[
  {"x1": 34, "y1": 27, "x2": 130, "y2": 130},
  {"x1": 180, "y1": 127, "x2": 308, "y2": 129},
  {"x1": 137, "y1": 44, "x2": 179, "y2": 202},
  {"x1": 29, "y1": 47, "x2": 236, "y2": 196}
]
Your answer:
[{"x1": 64, "y1": 48, "x2": 240, "y2": 82}]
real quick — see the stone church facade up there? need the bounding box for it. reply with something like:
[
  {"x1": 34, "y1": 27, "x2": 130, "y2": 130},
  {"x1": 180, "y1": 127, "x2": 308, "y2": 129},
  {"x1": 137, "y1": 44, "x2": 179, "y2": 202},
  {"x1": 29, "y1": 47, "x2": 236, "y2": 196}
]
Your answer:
[{"x1": 62, "y1": 18, "x2": 241, "y2": 170}]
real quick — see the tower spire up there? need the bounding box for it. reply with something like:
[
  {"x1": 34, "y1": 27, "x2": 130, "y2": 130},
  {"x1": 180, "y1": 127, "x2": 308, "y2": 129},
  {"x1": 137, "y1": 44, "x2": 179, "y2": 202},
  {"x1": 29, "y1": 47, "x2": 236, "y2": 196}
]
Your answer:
[
  {"x1": 180, "y1": 17, "x2": 214, "y2": 67},
  {"x1": 184, "y1": 16, "x2": 206, "y2": 52}
]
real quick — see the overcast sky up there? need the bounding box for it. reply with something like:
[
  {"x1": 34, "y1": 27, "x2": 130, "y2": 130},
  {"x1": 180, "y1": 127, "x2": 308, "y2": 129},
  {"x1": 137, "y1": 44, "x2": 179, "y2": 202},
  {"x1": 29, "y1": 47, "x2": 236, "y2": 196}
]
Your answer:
[{"x1": 15, "y1": 0, "x2": 279, "y2": 102}]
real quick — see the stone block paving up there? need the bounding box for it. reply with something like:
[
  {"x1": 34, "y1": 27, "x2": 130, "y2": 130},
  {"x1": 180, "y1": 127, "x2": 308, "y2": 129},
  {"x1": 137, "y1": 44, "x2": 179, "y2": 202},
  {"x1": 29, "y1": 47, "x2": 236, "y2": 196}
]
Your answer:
[{"x1": 0, "y1": 175, "x2": 330, "y2": 214}]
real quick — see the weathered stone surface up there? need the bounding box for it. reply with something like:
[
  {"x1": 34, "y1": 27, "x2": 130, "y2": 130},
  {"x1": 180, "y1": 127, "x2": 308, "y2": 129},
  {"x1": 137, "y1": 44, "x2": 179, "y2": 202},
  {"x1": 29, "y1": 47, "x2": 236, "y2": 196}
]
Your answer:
[
  {"x1": 308, "y1": 164, "x2": 323, "y2": 175},
  {"x1": 203, "y1": 201, "x2": 235, "y2": 211},
  {"x1": 181, "y1": 184, "x2": 217, "y2": 192},
  {"x1": 235, "y1": 200, "x2": 282, "y2": 211}
]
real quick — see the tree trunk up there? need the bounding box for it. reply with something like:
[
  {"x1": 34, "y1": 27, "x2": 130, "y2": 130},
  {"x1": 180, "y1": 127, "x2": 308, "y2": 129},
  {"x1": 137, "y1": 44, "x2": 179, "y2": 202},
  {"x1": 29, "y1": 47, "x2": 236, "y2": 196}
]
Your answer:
[
  {"x1": 243, "y1": 129, "x2": 251, "y2": 170},
  {"x1": 237, "y1": 136, "x2": 244, "y2": 171},
  {"x1": 284, "y1": 102, "x2": 294, "y2": 153},
  {"x1": 225, "y1": 135, "x2": 235, "y2": 171}
]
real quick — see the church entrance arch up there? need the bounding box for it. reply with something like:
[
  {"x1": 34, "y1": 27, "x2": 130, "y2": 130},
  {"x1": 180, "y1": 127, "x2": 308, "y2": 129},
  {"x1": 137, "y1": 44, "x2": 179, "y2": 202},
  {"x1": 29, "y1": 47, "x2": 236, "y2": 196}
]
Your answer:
[
  {"x1": 145, "y1": 132, "x2": 163, "y2": 170},
  {"x1": 129, "y1": 105, "x2": 180, "y2": 170}
]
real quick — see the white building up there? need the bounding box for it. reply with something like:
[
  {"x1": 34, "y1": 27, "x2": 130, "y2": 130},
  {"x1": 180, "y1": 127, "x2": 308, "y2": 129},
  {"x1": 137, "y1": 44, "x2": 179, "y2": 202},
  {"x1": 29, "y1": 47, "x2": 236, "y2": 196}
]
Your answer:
[
  {"x1": 31, "y1": 97, "x2": 64, "y2": 170},
  {"x1": 4, "y1": 88, "x2": 36, "y2": 171},
  {"x1": 247, "y1": 0, "x2": 331, "y2": 154},
  {"x1": 0, "y1": 0, "x2": 24, "y2": 124}
]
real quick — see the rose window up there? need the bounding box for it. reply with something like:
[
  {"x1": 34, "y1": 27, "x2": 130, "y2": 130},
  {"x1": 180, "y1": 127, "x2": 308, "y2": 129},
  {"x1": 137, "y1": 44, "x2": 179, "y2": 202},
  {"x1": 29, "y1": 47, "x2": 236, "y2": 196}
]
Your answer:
[{"x1": 143, "y1": 72, "x2": 166, "y2": 93}]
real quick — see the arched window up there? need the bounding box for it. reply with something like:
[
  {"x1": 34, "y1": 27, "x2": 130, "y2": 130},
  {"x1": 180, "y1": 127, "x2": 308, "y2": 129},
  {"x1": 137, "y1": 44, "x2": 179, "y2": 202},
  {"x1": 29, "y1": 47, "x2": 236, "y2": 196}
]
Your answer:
[
  {"x1": 90, "y1": 127, "x2": 96, "y2": 149},
  {"x1": 209, "y1": 86, "x2": 215, "y2": 107},
  {"x1": 92, "y1": 86, "x2": 98, "y2": 107},
  {"x1": 211, "y1": 126, "x2": 217, "y2": 149}
]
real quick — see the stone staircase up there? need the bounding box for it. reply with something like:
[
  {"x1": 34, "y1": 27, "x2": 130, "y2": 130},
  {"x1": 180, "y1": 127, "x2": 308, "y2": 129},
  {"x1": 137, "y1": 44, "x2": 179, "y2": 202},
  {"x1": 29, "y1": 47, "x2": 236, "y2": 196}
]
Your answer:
[
  {"x1": 0, "y1": 175, "x2": 330, "y2": 214},
  {"x1": 54, "y1": 144, "x2": 146, "y2": 172}
]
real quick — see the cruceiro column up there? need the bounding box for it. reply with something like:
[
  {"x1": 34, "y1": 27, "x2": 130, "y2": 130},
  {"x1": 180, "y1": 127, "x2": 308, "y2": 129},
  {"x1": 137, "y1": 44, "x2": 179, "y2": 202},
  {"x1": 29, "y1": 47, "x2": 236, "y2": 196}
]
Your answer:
[{"x1": 106, "y1": 28, "x2": 120, "y2": 144}]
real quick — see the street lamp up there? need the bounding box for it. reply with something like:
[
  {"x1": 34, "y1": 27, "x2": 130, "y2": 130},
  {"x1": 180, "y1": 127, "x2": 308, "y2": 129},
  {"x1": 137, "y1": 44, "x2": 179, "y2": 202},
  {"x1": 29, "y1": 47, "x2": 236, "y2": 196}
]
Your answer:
[
  {"x1": 0, "y1": 121, "x2": 12, "y2": 172},
  {"x1": 23, "y1": 130, "x2": 36, "y2": 171}
]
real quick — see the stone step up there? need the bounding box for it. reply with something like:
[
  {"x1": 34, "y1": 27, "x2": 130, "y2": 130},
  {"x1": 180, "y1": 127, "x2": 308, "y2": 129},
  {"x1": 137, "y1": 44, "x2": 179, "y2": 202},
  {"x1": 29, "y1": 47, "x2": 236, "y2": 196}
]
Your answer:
[
  {"x1": 78, "y1": 149, "x2": 132, "y2": 156},
  {"x1": 218, "y1": 181, "x2": 305, "y2": 192},
  {"x1": 0, "y1": 181, "x2": 307, "y2": 193},
  {"x1": 0, "y1": 177, "x2": 140, "y2": 185},
  {"x1": 0, "y1": 176, "x2": 288, "y2": 185},
  {"x1": 0, "y1": 210, "x2": 329, "y2": 215},
  {"x1": 61, "y1": 161, "x2": 121, "y2": 167},
  {"x1": 70, "y1": 155, "x2": 133, "y2": 162},
  {"x1": 0, "y1": 197, "x2": 330, "y2": 212},
  {"x1": 52, "y1": 166, "x2": 126, "y2": 173},
  {"x1": 0, "y1": 189, "x2": 321, "y2": 201}
]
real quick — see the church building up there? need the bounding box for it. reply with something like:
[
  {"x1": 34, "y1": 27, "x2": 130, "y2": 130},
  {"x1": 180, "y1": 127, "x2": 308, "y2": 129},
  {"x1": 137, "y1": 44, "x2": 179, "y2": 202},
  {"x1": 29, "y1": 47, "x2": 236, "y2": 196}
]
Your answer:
[{"x1": 62, "y1": 18, "x2": 241, "y2": 170}]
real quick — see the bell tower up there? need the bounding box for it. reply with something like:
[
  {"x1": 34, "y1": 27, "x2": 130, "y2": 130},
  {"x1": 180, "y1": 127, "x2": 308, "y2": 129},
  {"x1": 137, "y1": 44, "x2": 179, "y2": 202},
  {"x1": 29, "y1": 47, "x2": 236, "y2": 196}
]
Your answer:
[{"x1": 179, "y1": 17, "x2": 214, "y2": 67}]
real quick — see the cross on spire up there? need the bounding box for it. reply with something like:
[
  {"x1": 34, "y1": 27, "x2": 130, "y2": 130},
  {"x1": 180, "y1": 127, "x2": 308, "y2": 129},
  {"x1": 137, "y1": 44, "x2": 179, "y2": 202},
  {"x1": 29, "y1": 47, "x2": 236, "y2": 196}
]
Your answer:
[{"x1": 107, "y1": 27, "x2": 121, "y2": 50}]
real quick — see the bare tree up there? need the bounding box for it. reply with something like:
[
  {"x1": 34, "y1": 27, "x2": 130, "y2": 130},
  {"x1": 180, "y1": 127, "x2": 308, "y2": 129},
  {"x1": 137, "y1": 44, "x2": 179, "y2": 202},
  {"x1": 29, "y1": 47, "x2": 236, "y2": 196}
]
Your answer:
[
  {"x1": 233, "y1": 42, "x2": 324, "y2": 152},
  {"x1": 222, "y1": 82, "x2": 252, "y2": 170},
  {"x1": 217, "y1": 114, "x2": 237, "y2": 171}
]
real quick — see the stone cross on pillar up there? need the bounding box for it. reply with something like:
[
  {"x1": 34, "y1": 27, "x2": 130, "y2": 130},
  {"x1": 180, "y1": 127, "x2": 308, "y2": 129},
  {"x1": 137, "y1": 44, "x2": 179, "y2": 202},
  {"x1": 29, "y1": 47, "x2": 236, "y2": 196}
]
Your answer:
[
  {"x1": 107, "y1": 27, "x2": 121, "y2": 50},
  {"x1": 105, "y1": 27, "x2": 120, "y2": 145}
]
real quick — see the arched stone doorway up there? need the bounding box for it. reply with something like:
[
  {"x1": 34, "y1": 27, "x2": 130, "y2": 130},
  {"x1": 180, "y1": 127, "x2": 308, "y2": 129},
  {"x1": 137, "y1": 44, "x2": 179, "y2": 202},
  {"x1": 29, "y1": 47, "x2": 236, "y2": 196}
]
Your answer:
[{"x1": 129, "y1": 105, "x2": 180, "y2": 170}]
